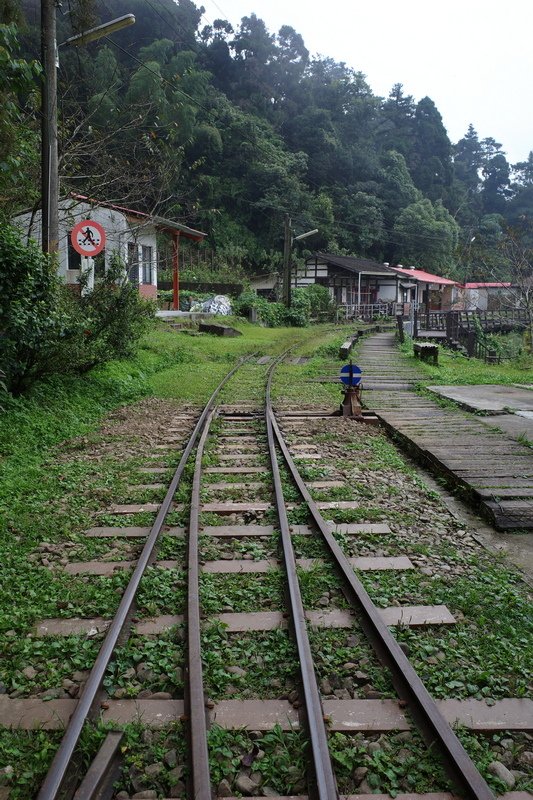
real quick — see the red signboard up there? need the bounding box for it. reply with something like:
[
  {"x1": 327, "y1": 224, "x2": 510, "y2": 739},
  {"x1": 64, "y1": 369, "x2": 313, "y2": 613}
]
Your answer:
[{"x1": 71, "y1": 220, "x2": 106, "y2": 257}]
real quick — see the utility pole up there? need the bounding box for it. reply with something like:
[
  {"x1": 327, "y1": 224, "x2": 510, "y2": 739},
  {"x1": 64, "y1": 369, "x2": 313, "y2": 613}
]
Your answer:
[
  {"x1": 282, "y1": 214, "x2": 292, "y2": 307},
  {"x1": 41, "y1": 0, "x2": 59, "y2": 254},
  {"x1": 40, "y1": 10, "x2": 135, "y2": 256},
  {"x1": 282, "y1": 216, "x2": 319, "y2": 307}
]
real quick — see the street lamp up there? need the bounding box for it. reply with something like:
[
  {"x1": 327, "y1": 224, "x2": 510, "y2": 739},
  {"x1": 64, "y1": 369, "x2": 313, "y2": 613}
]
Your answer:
[
  {"x1": 41, "y1": 4, "x2": 135, "y2": 253},
  {"x1": 60, "y1": 15, "x2": 135, "y2": 47},
  {"x1": 282, "y1": 214, "x2": 319, "y2": 306}
]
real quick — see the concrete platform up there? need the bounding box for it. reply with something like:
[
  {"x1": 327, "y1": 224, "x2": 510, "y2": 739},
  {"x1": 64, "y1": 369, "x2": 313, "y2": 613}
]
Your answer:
[
  {"x1": 427, "y1": 384, "x2": 533, "y2": 413},
  {"x1": 479, "y1": 413, "x2": 533, "y2": 443},
  {"x1": 426, "y1": 384, "x2": 533, "y2": 444}
]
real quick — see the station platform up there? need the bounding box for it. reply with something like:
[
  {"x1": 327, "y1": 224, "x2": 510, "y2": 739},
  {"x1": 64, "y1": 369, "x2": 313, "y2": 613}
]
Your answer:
[{"x1": 358, "y1": 333, "x2": 533, "y2": 538}]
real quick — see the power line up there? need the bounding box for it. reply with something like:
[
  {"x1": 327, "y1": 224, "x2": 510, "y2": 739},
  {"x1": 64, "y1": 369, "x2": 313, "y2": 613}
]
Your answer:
[
  {"x1": 141, "y1": 0, "x2": 193, "y2": 48},
  {"x1": 49, "y1": 12, "x2": 475, "y2": 255}
]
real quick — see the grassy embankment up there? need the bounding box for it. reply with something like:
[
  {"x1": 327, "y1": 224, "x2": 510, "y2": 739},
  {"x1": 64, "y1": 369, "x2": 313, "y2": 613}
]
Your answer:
[{"x1": 398, "y1": 336, "x2": 533, "y2": 386}]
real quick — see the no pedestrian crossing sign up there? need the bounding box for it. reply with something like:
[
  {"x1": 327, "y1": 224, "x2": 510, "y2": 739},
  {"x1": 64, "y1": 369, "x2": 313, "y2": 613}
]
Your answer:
[
  {"x1": 340, "y1": 363, "x2": 362, "y2": 386},
  {"x1": 71, "y1": 220, "x2": 106, "y2": 257}
]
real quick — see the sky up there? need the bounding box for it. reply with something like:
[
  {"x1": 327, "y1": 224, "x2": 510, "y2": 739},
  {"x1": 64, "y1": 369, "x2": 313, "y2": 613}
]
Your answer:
[{"x1": 199, "y1": 0, "x2": 533, "y2": 165}]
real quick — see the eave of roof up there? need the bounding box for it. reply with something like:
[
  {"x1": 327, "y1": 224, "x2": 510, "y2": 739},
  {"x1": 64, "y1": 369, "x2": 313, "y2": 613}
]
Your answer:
[
  {"x1": 391, "y1": 266, "x2": 458, "y2": 286},
  {"x1": 70, "y1": 194, "x2": 206, "y2": 241},
  {"x1": 311, "y1": 252, "x2": 399, "y2": 276},
  {"x1": 464, "y1": 282, "x2": 512, "y2": 289}
]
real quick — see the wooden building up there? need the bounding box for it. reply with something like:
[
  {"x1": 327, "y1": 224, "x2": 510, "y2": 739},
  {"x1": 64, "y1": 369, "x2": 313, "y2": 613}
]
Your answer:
[{"x1": 295, "y1": 252, "x2": 401, "y2": 314}]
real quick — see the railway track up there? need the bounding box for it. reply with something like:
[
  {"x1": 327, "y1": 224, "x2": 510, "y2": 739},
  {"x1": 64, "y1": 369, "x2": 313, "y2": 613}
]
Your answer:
[{"x1": 2, "y1": 352, "x2": 530, "y2": 799}]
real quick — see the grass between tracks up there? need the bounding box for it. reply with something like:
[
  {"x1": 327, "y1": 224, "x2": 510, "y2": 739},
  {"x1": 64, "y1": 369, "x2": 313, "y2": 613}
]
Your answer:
[
  {"x1": 0, "y1": 320, "x2": 346, "y2": 793},
  {"x1": 1, "y1": 320, "x2": 532, "y2": 796},
  {"x1": 0, "y1": 320, "x2": 343, "y2": 627}
]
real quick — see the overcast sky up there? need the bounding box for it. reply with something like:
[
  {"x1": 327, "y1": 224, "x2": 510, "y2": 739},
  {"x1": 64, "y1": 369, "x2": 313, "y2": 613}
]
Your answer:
[{"x1": 199, "y1": 0, "x2": 532, "y2": 165}]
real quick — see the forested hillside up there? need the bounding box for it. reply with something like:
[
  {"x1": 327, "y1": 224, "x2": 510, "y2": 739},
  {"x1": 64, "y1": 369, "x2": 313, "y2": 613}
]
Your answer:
[{"x1": 3, "y1": 0, "x2": 533, "y2": 279}]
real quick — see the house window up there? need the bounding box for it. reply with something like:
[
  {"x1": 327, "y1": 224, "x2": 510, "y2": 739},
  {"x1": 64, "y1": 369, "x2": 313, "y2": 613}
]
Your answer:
[
  {"x1": 68, "y1": 234, "x2": 81, "y2": 270},
  {"x1": 127, "y1": 242, "x2": 139, "y2": 285},
  {"x1": 141, "y1": 245, "x2": 153, "y2": 284}
]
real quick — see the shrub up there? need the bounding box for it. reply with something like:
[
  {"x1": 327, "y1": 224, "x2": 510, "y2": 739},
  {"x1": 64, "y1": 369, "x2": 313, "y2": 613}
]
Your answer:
[
  {"x1": 0, "y1": 225, "x2": 155, "y2": 394},
  {"x1": 233, "y1": 285, "x2": 335, "y2": 328},
  {"x1": 0, "y1": 221, "x2": 70, "y2": 394},
  {"x1": 233, "y1": 290, "x2": 287, "y2": 326},
  {"x1": 304, "y1": 283, "x2": 336, "y2": 320},
  {"x1": 285, "y1": 288, "x2": 311, "y2": 327},
  {"x1": 233, "y1": 286, "x2": 333, "y2": 327},
  {"x1": 68, "y1": 252, "x2": 156, "y2": 372}
]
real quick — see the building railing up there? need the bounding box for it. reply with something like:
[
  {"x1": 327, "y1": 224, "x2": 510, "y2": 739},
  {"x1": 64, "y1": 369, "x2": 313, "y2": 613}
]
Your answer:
[
  {"x1": 415, "y1": 309, "x2": 529, "y2": 363},
  {"x1": 339, "y1": 302, "x2": 398, "y2": 320},
  {"x1": 419, "y1": 309, "x2": 528, "y2": 336}
]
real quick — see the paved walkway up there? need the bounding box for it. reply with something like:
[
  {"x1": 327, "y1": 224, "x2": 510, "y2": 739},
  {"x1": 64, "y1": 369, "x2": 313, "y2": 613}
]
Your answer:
[{"x1": 358, "y1": 333, "x2": 533, "y2": 532}]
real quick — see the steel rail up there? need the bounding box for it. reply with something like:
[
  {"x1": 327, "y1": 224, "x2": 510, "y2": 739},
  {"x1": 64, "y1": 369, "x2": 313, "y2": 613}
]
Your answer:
[
  {"x1": 186, "y1": 406, "x2": 217, "y2": 800},
  {"x1": 265, "y1": 362, "x2": 339, "y2": 800},
  {"x1": 38, "y1": 359, "x2": 247, "y2": 800},
  {"x1": 72, "y1": 731, "x2": 123, "y2": 799},
  {"x1": 268, "y1": 409, "x2": 495, "y2": 800}
]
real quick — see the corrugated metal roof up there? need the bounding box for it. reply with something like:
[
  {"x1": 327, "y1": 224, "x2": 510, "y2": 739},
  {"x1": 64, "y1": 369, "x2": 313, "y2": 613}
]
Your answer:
[
  {"x1": 311, "y1": 252, "x2": 398, "y2": 275},
  {"x1": 70, "y1": 194, "x2": 206, "y2": 241},
  {"x1": 464, "y1": 282, "x2": 512, "y2": 289},
  {"x1": 391, "y1": 267, "x2": 458, "y2": 285}
]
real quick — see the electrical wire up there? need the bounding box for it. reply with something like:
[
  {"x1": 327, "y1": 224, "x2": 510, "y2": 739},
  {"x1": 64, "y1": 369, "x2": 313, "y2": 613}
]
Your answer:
[
  {"x1": 19, "y1": 1, "x2": 484, "y2": 257},
  {"x1": 99, "y1": 38, "x2": 462, "y2": 250}
]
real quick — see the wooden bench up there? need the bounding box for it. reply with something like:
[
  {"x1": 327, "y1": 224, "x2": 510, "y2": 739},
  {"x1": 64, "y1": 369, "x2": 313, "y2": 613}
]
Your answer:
[
  {"x1": 339, "y1": 333, "x2": 360, "y2": 359},
  {"x1": 413, "y1": 342, "x2": 439, "y2": 365},
  {"x1": 199, "y1": 322, "x2": 242, "y2": 337}
]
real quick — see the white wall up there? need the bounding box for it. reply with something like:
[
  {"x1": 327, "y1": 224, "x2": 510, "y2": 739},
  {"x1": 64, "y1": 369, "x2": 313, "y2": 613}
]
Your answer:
[
  {"x1": 13, "y1": 199, "x2": 158, "y2": 286},
  {"x1": 377, "y1": 282, "x2": 397, "y2": 300},
  {"x1": 464, "y1": 288, "x2": 484, "y2": 310}
]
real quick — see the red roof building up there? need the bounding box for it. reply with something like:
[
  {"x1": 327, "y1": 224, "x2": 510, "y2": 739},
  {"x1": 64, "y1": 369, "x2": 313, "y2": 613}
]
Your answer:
[
  {"x1": 390, "y1": 266, "x2": 459, "y2": 311},
  {"x1": 391, "y1": 267, "x2": 458, "y2": 286}
]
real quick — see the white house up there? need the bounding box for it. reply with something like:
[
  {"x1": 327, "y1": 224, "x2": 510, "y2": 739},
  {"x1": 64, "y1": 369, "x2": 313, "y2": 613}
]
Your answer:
[
  {"x1": 14, "y1": 194, "x2": 206, "y2": 300},
  {"x1": 459, "y1": 282, "x2": 514, "y2": 311}
]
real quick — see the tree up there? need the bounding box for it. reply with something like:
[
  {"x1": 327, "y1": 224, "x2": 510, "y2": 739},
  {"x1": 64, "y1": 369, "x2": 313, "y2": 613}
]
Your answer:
[
  {"x1": 450, "y1": 124, "x2": 484, "y2": 226},
  {"x1": 378, "y1": 150, "x2": 420, "y2": 231},
  {"x1": 392, "y1": 198, "x2": 459, "y2": 271},
  {"x1": 0, "y1": 23, "x2": 41, "y2": 212},
  {"x1": 272, "y1": 24, "x2": 309, "y2": 101},
  {"x1": 410, "y1": 97, "x2": 453, "y2": 201},
  {"x1": 482, "y1": 152, "x2": 511, "y2": 215},
  {"x1": 496, "y1": 229, "x2": 533, "y2": 353},
  {"x1": 11, "y1": 0, "x2": 532, "y2": 280},
  {"x1": 457, "y1": 214, "x2": 506, "y2": 281},
  {"x1": 376, "y1": 83, "x2": 416, "y2": 160},
  {"x1": 513, "y1": 152, "x2": 533, "y2": 187},
  {"x1": 336, "y1": 191, "x2": 385, "y2": 256},
  {"x1": 199, "y1": 19, "x2": 236, "y2": 94},
  {"x1": 454, "y1": 124, "x2": 483, "y2": 191},
  {"x1": 230, "y1": 14, "x2": 276, "y2": 115},
  {"x1": 507, "y1": 153, "x2": 533, "y2": 244},
  {"x1": 0, "y1": 222, "x2": 67, "y2": 393}
]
